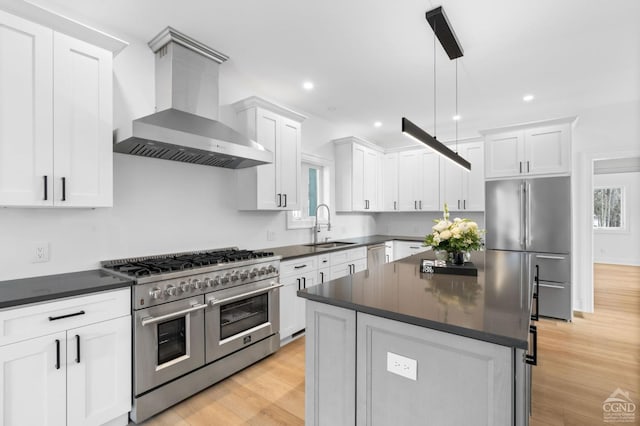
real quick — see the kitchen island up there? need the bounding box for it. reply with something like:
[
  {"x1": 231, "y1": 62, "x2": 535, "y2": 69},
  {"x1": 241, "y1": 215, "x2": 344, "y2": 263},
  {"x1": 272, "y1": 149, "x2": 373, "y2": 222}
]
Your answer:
[{"x1": 297, "y1": 251, "x2": 535, "y2": 426}]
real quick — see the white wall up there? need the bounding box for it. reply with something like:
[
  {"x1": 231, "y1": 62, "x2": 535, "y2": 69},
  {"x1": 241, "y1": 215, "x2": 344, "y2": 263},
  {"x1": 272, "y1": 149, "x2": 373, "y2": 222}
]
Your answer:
[
  {"x1": 572, "y1": 100, "x2": 640, "y2": 312},
  {"x1": 0, "y1": 38, "x2": 374, "y2": 281},
  {"x1": 593, "y1": 172, "x2": 640, "y2": 266},
  {"x1": 375, "y1": 212, "x2": 485, "y2": 239}
]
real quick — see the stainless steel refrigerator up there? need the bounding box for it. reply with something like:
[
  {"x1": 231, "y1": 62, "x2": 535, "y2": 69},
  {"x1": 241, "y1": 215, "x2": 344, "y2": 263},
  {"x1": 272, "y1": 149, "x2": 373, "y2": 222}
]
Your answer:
[{"x1": 485, "y1": 176, "x2": 572, "y2": 320}]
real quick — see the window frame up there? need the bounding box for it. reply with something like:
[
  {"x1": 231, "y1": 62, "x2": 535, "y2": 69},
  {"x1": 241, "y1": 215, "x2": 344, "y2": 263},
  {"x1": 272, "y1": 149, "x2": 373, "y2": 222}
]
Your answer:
[
  {"x1": 286, "y1": 153, "x2": 333, "y2": 230},
  {"x1": 593, "y1": 185, "x2": 627, "y2": 233}
]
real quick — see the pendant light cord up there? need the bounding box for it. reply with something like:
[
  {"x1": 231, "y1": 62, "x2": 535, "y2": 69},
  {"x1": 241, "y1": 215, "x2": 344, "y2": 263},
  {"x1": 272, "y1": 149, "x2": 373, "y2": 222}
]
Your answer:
[
  {"x1": 433, "y1": 22, "x2": 437, "y2": 140},
  {"x1": 455, "y1": 59, "x2": 458, "y2": 154}
]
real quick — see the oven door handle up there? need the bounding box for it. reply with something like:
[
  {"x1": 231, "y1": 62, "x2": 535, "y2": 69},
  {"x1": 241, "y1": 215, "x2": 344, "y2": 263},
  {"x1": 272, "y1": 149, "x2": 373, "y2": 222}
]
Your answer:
[
  {"x1": 208, "y1": 283, "x2": 284, "y2": 307},
  {"x1": 141, "y1": 303, "x2": 207, "y2": 326}
]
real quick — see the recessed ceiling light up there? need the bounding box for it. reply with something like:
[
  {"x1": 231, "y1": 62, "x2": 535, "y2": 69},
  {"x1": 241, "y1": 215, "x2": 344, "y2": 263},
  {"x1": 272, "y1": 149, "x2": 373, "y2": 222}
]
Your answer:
[
  {"x1": 374, "y1": 121, "x2": 382, "y2": 127},
  {"x1": 523, "y1": 94, "x2": 535, "y2": 102},
  {"x1": 452, "y1": 115, "x2": 461, "y2": 121},
  {"x1": 303, "y1": 81, "x2": 314, "y2": 90}
]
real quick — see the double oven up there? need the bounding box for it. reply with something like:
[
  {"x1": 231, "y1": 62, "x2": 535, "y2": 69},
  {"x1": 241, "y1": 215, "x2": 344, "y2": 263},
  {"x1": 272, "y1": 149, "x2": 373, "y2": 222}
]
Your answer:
[{"x1": 102, "y1": 249, "x2": 282, "y2": 423}]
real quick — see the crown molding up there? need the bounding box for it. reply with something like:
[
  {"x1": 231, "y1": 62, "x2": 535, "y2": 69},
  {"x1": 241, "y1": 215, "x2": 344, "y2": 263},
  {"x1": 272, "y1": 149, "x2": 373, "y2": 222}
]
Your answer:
[{"x1": 231, "y1": 96, "x2": 307, "y2": 123}]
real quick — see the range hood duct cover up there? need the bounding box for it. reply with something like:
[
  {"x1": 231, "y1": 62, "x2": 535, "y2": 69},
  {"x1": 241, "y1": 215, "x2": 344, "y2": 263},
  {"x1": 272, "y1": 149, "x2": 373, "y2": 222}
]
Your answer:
[{"x1": 114, "y1": 27, "x2": 272, "y2": 169}]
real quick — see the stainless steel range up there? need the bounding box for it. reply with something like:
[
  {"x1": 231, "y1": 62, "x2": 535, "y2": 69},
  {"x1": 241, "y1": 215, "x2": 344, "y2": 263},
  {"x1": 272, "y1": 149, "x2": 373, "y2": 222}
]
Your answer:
[{"x1": 102, "y1": 248, "x2": 282, "y2": 423}]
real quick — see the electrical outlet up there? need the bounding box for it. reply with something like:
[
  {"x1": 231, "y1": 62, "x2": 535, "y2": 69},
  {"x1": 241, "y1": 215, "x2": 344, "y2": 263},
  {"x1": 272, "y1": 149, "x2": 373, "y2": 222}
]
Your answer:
[
  {"x1": 386, "y1": 351, "x2": 417, "y2": 381},
  {"x1": 33, "y1": 242, "x2": 49, "y2": 263},
  {"x1": 267, "y1": 230, "x2": 276, "y2": 241}
]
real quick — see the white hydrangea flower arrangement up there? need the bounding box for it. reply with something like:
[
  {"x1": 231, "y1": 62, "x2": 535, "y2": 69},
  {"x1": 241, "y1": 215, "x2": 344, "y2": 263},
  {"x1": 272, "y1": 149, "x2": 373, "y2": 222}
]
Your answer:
[{"x1": 424, "y1": 203, "x2": 485, "y2": 253}]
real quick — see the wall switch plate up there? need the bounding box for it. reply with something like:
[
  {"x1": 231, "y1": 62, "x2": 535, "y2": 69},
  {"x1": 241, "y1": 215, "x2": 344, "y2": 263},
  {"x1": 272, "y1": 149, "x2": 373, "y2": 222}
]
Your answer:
[
  {"x1": 386, "y1": 351, "x2": 417, "y2": 381},
  {"x1": 33, "y1": 242, "x2": 49, "y2": 263}
]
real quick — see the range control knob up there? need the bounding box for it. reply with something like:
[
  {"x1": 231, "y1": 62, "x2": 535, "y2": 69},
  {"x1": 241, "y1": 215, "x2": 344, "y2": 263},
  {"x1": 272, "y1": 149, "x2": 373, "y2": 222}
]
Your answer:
[
  {"x1": 149, "y1": 287, "x2": 162, "y2": 299},
  {"x1": 230, "y1": 273, "x2": 239, "y2": 282},
  {"x1": 203, "y1": 277, "x2": 212, "y2": 287},
  {"x1": 240, "y1": 270, "x2": 249, "y2": 280},
  {"x1": 179, "y1": 281, "x2": 189, "y2": 292},
  {"x1": 267, "y1": 265, "x2": 277, "y2": 274},
  {"x1": 192, "y1": 279, "x2": 202, "y2": 289},
  {"x1": 249, "y1": 268, "x2": 258, "y2": 279},
  {"x1": 165, "y1": 285, "x2": 177, "y2": 296},
  {"x1": 258, "y1": 267, "x2": 267, "y2": 276},
  {"x1": 212, "y1": 276, "x2": 221, "y2": 286},
  {"x1": 221, "y1": 274, "x2": 230, "y2": 285}
]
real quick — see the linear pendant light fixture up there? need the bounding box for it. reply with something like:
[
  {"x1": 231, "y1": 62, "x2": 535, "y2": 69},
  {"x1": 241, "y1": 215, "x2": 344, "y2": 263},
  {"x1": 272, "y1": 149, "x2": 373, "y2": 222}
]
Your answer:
[{"x1": 402, "y1": 6, "x2": 471, "y2": 171}]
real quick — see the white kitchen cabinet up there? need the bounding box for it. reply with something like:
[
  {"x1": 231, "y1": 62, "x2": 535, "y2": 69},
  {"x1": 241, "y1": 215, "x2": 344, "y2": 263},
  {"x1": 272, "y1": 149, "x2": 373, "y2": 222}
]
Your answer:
[
  {"x1": 484, "y1": 120, "x2": 572, "y2": 179},
  {"x1": 280, "y1": 257, "x2": 318, "y2": 341},
  {"x1": 393, "y1": 241, "x2": 429, "y2": 260},
  {"x1": 0, "y1": 10, "x2": 113, "y2": 208},
  {"x1": 397, "y1": 149, "x2": 440, "y2": 211},
  {"x1": 384, "y1": 241, "x2": 394, "y2": 263},
  {"x1": 382, "y1": 153, "x2": 399, "y2": 211},
  {"x1": 334, "y1": 137, "x2": 382, "y2": 212},
  {"x1": 330, "y1": 246, "x2": 367, "y2": 280},
  {"x1": 233, "y1": 97, "x2": 305, "y2": 210},
  {"x1": 440, "y1": 142, "x2": 484, "y2": 211},
  {"x1": 0, "y1": 288, "x2": 131, "y2": 426}
]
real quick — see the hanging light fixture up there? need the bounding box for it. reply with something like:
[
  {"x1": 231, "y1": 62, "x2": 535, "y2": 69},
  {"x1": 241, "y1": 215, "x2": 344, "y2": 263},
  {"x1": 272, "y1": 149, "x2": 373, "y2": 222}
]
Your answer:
[{"x1": 402, "y1": 6, "x2": 470, "y2": 171}]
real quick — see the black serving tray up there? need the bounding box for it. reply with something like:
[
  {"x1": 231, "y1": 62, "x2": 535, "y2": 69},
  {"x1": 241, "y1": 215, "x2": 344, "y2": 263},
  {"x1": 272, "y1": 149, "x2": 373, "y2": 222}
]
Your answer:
[{"x1": 421, "y1": 259, "x2": 478, "y2": 276}]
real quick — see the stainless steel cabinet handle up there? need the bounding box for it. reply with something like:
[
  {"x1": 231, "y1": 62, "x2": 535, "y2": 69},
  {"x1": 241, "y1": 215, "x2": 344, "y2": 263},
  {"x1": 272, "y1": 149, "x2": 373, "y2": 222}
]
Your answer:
[
  {"x1": 538, "y1": 283, "x2": 566, "y2": 289},
  {"x1": 208, "y1": 284, "x2": 284, "y2": 307},
  {"x1": 141, "y1": 303, "x2": 207, "y2": 326},
  {"x1": 535, "y1": 255, "x2": 566, "y2": 260}
]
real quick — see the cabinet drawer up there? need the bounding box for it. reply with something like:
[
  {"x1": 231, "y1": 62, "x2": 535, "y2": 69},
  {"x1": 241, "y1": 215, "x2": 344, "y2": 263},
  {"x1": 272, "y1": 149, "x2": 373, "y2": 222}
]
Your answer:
[
  {"x1": 0, "y1": 288, "x2": 130, "y2": 347},
  {"x1": 330, "y1": 246, "x2": 366, "y2": 265},
  {"x1": 530, "y1": 253, "x2": 570, "y2": 284},
  {"x1": 538, "y1": 281, "x2": 571, "y2": 320},
  {"x1": 281, "y1": 256, "x2": 318, "y2": 278},
  {"x1": 317, "y1": 253, "x2": 331, "y2": 268}
]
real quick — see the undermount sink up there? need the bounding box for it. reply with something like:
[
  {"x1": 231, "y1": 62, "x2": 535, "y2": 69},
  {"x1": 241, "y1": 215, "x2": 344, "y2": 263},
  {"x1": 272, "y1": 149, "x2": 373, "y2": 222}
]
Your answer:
[{"x1": 304, "y1": 241, "x2": 356, "y2": 249}]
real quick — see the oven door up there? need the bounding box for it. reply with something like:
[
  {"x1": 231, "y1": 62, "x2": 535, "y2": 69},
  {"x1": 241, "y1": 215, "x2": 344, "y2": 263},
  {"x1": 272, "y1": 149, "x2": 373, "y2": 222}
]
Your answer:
[
  {"x1": 205, "y1": 280, "x2": 281, "y2": 363},
  {"x1": 134, "y1": 296, "x2": 206, "y2": 396}
]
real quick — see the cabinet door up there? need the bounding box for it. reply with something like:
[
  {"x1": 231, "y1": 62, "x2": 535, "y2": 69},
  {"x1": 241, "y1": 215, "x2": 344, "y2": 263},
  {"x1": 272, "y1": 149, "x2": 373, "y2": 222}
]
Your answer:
[
  {"x1": 0, "y1": 11, "x2": 53, "y2": 207},
  {"x1": 462, "y1": 142, "x2": 485, "y2": 211},
  {"x1": 255, "y1": 108, "x2": 280, "y2": 209},
  {"x1": 485, "y1": 131, "x2": 524, "y2": 179},
  {"x1": 0, "y1": 332, "x2": 66, "y2": 426},
  {"x1": 279, "y1": 275, "x2": 300, "y2": 339},
  {"x1": 397, "y1": 151, "x2": 419, "y2": 211},
  {"x1": 66, "y1": 316, "x2": 131, "y2": 426},
  {"x1": 279, "y1": 118, "x2": 301, "y2": 210},
  {"x1": 440, "y1": 156, "x2": 463, "y2": 211},
  {"x1": 363, "y1": 148, "x2": 378, "y2": 210},
  {"x1": 385, "y1": 242, "x2": 394, "y2": 263},
  {"x1": 53, "y1": 33, "x2": 112, "y2": 207},
  {"x1": 352, "y1": 144, "x2": 366, "y2": 211},
  {"x1": 382, "y1": 153, "x2": 398, "y2": 211},
  {"x1": 525, "y1": 124, "x2": 570, "y2": 176},
  {"x1": 330, "y1": 263, "x2": 351, "y2": 280},
  {"x1": 419, "y1": 151, "x2": 440, "y2": 211}
]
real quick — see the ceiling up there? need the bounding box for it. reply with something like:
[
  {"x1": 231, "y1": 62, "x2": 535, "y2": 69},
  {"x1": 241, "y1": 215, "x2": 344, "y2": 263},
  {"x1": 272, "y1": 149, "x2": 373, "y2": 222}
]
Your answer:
[{"x1": 31, "y1": 0, "x2": 640, "y2": 148}]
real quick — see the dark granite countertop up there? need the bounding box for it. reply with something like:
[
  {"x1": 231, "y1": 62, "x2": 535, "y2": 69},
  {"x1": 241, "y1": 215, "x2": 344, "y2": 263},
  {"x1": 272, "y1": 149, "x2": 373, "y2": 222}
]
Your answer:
[
  {"x1": 263, "y1": 234, "x2": 424, "y2": 261},
  {"x1": 298, "y1": 251, "x2": 532, "y2": 349},
  {"x1": 0, "y1": 270, "x2": 133, "y2": 309}
]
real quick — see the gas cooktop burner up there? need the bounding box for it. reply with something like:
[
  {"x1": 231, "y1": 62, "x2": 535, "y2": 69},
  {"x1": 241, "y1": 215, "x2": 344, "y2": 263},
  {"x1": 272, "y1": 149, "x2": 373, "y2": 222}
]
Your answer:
[{"x1": 102, "y1": 248, "x2": 276, "y2": 278}]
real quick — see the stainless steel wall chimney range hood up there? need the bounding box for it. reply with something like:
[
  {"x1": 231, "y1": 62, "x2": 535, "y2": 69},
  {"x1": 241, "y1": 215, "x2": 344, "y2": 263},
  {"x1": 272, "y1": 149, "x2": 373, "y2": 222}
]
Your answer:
[{"x1": 113, "y1": 27, "x2": 272, "y2": 169}]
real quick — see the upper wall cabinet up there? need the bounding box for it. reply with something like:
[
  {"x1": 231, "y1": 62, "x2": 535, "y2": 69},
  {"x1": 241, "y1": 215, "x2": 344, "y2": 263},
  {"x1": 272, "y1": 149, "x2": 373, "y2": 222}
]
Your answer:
[
  {"x1": 334, "y1": 137, "x2": 382, "y2": 212},
  {"x1": 440, "y1": 141, "x2": 484, "y2": 211},
  {"x1": 233, "y1": 97, "x2": 306, "y2": 211},
  {"x1": 396, "y1": 149, "x2": 439, "y2": 212},
  {"x1": 0, "y1": 9, "x2": 118, "y2": 208},
  {"x1": 483, "y1": 118, "x2": 574, "y2": 179}
]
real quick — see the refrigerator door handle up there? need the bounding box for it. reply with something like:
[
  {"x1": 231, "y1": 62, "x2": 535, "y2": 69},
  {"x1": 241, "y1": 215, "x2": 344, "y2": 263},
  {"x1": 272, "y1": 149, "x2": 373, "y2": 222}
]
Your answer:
[
  {"x1": 535, "y1": 255, "x2": 566, "y2": 260},
  {"x1": 526, "y1": 182, "x2": 532, "y2": 248},
  {"x1": 520, "y1": 182, "x2": 526, "y2": 249}
]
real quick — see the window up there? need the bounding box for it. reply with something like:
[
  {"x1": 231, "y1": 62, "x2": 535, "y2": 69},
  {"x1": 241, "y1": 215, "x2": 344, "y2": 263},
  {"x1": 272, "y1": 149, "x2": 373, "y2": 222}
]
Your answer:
[
  {"x1": 287, "y1": 154, "x2": 331, "y2": 229},
  {"x1": 593, "y1": 187, "x2": 625, "y2": 230}
]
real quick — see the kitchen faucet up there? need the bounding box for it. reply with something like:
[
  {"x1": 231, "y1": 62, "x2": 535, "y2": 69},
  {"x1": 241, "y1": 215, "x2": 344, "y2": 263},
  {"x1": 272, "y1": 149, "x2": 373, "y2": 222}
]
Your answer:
[{"x1": 313, "y1": 204, "x2": 331, "y2": 245}]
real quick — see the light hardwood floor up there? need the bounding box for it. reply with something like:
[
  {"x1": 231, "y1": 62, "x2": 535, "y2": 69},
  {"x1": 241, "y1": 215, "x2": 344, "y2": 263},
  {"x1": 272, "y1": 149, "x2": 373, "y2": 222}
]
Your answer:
[{"x1": 143, "y1": 263, "x2": 639, "y2": 425}]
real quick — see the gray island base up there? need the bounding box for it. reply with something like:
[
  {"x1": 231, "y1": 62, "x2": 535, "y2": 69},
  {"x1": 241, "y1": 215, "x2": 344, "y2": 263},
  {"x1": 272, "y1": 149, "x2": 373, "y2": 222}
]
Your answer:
[{"x1": 299, "y1": 252, "x2": 534, "y2": 426}]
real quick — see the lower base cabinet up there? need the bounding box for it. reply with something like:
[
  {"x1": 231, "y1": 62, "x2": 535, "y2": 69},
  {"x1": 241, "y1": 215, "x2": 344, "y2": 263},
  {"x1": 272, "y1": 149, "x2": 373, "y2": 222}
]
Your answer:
[
  {"x1": 0, "y1": 288, "x2": 131, "y2": 426},
  {"x1": 305, "y1": 300, "x2": 529, "y2": 426}
]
